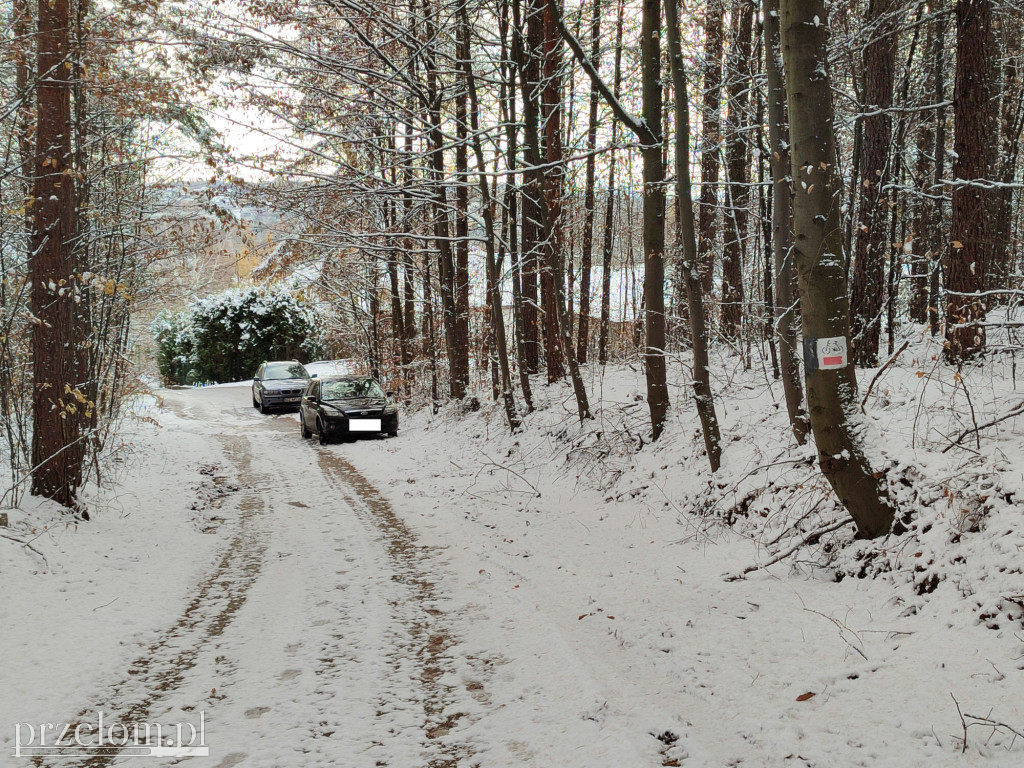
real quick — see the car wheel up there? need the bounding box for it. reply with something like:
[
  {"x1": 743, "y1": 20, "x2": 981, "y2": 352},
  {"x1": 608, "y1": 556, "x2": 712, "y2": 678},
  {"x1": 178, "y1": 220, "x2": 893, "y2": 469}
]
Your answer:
[
  {"x1": 388, "y1": 431, "x2": 398, "y2": 438},
  {"x1": 252, "y1": 394, "x2": 259, "y2": 409},
  {"x1": 300, "y1": 414, "x2": 311, "y2": 439},
  {"x1": 317, "y1": 418, "x2": 331, "y2": 445}
]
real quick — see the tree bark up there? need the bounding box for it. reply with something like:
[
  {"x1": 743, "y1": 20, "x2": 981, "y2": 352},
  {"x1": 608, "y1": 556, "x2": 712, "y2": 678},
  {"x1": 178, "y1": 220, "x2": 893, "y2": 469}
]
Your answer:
[
  {"x1": 665, "y1": 0, "x2": 723, "y2": 471},
  {"x1": 556, "y1": 0, "x2": 668, "y2": 437},
  {"x1": 850, "y1": 0, "x2": 899, "y2": 366},
  {"x1": 598, "y1": 0, "x2": 625, "y2": 365},
  {"x1": 518, "y1": 0, "x2": 542, "y2": 375},
  {"x1": 780, "y1": 0, "x2": 895, "y2": 538},
  {"x1": 461, "y1": 9, "x2": 520, "y2": 432},
  {"x1": 423, "y1": 0, "x2": 466, "y2": 399},
  {"x1": 539, "y1": 0, "x2": 564, "y2": 383},
  {"x1": 576, "y1": 0, "x2": 602, "y2": 365},
  {"x1": 500, "y1": 14, "x2": 535, "y2": 412},
  {"x1": 639, "y1": 0, "x2": 670, "y2": 439},
  {"x1": 721, "y1": 2, "x2": 754, "y2": 340},
  {"x1": 516, "y1": 0, "x2": 592, "y2": 422},
  {"x1": 698, "y1": 0, "x2": 724, "y2": 299},
  {"x1": 945, "y1": 0, "x2": 995, "y2": 361},
  {"x1": 30, "y1": 0, "x2": 85, "y2": 508},
  {"x1": 454, "y1": 51, "x2": 472, "y2": 394},
  {"x1": 764, "y1": 0, "x2": 809, "y2": 444}
]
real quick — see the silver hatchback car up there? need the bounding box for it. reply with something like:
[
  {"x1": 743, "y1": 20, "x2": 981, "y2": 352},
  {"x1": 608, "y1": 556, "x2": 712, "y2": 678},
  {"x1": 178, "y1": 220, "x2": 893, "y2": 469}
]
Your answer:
[{"x1": 252, "y1": 361, "x2": 310, "y2": 413}]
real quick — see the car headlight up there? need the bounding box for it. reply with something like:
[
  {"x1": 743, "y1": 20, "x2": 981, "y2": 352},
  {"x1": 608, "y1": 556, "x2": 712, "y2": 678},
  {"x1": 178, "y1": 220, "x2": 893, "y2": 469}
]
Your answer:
[
  {"x1": 322, "y1": 405, "x2": 345, "y2": 420},
  {"x1": 384, "y1": 404, "x2": 398, "y2": 414}
]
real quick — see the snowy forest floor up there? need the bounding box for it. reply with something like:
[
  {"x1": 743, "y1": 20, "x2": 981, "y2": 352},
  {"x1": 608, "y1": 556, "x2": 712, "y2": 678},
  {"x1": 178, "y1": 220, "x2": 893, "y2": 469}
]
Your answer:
[{"x1": 2, "y1": 331, "x2": 1024, "y2": 767}]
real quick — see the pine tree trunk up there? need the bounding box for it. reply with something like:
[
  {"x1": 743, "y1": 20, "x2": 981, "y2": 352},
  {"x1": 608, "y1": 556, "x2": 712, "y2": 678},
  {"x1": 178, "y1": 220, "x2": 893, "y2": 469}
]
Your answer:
[
  {"x1": 30, "y1": 0, "x2": 85, "y2": 509},
  {"x1": 946, "y1": 0, "x2": 994, "y2": 361},
  {"x1": 780, "y1": 0, "x2": 895, "y2": 538}
]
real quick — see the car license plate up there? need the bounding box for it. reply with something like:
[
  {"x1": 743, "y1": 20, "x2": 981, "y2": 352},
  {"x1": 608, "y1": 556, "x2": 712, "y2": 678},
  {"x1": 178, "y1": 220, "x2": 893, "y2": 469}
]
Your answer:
[
  {"x1": 285, "y1": 397, "x2": 300, "y2": 403},
  {"x1": 349, "y1": 418, "x2": 381, "y2": 432}
]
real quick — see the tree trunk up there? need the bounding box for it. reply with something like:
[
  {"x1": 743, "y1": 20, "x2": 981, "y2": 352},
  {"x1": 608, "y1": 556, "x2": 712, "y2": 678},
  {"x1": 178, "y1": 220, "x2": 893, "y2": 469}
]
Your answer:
[
  {"x1": 30, "y1": 0, "x2": 85, "y2": 509},
  {"x1": 556, "y1": 0, "x2": 667, "y2": 437},
  {"x1": 516, "y1": 0, "x2": 592, "y2": 422},
  {"x1": 721, "y1": 2, "x2": 753, "y2": 340},
  {"x1": 780, "y1": 0, "x2": 895, "y2": 538},
  {"x1": 423, "y1": 0, "x2": 465, "y2": 400},
  {"x1": 909, "y1": 12, "x2": 938, "y2": 325},
  {"x1": 764, "y1": 0, "x2": 809, "y2": 444},
  {"x1": 576, "y1": 0, "x2": 602, "y2": 365},
  {"x1": 945, "y1": 0, "x2": 994, "y2": 361},
  {"x1": 539, "y1": 0, "x2": 564, "y2": 383},
  {"x1": 500, "y1": 14, "x2": 535, "y2": 412},
  {"x1": 461, "y1": 9, "x2": 520, "y2": 432},
  {"x1": 454, "y1": 55, "x2": 472, "y2": 394},
  {"x1": 991, "y1": 11, "x2": 1022, "y2": 293},
  {"x1": 850, "y1": 0, "x2": 898, "y2": 366},
  {"x1": 698, "y1": 0, "x2": 724, "y2": 299},
  {"x1": 665, "y1": 0, "x2": 723, "y2": 471},
  {"x1": 518, "y1": 0, "x2": 541, "y2": 375},
  {"x1": 598, "y1": 0, "x2": 625, "y2": 365},
  {"x1": 928, "y1": 0, "x2": 948, "y2": 337},
  {"x1": 640, "y1": 0, "x2": 670, "y2": 439}
]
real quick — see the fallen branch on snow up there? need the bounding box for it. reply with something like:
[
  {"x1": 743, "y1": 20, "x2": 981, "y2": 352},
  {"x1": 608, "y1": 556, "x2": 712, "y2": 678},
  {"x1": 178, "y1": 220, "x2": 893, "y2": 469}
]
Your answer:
[
  {"x1": 942, "y1": 399, "x2": 1024, "y2": 453},
  {"x1": 723, "y1": 518, "x2": 853, "y2": 581},
  {"x1": 1, "y1": 532, "x2": 50, "y2": 570}
]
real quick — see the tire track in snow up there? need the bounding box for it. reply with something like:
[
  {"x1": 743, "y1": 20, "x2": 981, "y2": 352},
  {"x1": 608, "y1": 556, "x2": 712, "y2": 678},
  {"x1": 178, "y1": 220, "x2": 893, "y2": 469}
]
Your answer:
[
  {"x1": 312, "y1": 446, "x2": 471, "y2": 768},
  {"x1": 31, "y1": 433, "x2": 267, "y2": 768}
]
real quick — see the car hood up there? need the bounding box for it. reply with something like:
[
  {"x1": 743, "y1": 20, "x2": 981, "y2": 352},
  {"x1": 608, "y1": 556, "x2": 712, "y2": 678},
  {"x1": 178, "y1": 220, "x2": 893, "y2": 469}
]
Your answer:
[
  {"x1": 262, "y1": 378, "x2": 309, "y2": 390},
  {"x1": 321, "y1": 397, "x2": 387, "y2": 411}
]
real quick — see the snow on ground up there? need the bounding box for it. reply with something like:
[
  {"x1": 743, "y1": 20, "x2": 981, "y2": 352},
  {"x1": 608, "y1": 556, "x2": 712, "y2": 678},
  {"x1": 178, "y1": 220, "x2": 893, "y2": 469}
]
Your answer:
[{"x1": 1, "y1": 332, "x2": 1023, "y2": 767}]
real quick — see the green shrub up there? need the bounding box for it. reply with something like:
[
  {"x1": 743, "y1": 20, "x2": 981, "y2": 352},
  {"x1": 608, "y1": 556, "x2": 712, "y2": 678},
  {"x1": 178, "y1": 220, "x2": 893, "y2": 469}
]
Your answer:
[{"x1": 152, "y1": 286, "x2": 318, "y2": 385}]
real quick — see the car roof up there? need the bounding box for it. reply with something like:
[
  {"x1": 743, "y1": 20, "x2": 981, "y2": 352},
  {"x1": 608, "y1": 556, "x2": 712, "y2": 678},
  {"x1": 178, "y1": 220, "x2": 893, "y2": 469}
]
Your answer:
[{"x1": 316, "y1": 375, "x2": 376, "y2": 382}]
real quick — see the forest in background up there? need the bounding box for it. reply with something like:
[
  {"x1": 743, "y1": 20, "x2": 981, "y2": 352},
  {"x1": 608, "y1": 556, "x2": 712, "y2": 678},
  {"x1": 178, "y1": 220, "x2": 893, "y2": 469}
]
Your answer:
[{"x1": 2, "y1": 0, "x2": 1023, "y2": 538}]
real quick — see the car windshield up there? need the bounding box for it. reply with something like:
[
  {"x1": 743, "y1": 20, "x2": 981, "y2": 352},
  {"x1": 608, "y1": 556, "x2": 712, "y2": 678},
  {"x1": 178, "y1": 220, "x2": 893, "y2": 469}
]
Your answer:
[
  {"x1": 263, "y1": 363, "x2": 308, "y2": 380},
  {"x1": 321, "y1": 379, "x2": 385, "y2": 400}
]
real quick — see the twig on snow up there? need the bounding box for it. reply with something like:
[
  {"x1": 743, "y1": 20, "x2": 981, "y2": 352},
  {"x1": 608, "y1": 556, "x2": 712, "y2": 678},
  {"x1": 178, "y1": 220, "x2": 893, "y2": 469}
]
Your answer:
[
  {"x1": 723, "y1": 518, "x2": 853, "y2": 581},
  {"x1": 942, "y1": 399, "x2": 1024, "y2": 453},
  {"x1": 1, "y1": 532, "x2": 50, "y2": 570},
  {"x1": 861, "y1": 340, "x2": 909, "y2": 413}
]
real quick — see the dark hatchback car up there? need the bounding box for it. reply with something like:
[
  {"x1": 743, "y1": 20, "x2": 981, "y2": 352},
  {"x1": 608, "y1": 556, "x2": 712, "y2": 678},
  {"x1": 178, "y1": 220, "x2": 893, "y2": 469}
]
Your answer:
[
  {"x1": 299, "y1": 375, "x2": 399, "y2": 444},
  {"x1": 252, "y1": 361, "x2": 310, "y2": 413}
]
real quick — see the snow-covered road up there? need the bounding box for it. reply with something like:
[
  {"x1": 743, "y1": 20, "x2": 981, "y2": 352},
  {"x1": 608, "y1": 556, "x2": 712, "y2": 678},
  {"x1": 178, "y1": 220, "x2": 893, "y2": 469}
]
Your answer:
[
  {"x1": 4, "y1": 382, "x2": 1023, "y2": 768},
  {"x1": 83, "y1": 385, "x2": 474, "y2": 767}
]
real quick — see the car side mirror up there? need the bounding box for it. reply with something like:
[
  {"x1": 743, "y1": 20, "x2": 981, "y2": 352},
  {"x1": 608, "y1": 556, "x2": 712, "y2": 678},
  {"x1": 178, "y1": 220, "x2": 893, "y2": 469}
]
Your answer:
[
  {"x1": 311, "y1": 373, "x2": 318, "y2": 378},
  {"x1": 385, "y1": 391, "x2": 393, "y2": 398}
]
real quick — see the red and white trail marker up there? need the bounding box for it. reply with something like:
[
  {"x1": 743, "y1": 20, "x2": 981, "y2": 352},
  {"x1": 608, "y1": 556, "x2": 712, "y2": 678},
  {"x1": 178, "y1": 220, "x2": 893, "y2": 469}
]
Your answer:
[{"x1": 817, "y1": 336, "x2": 848, "y2": 369}]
